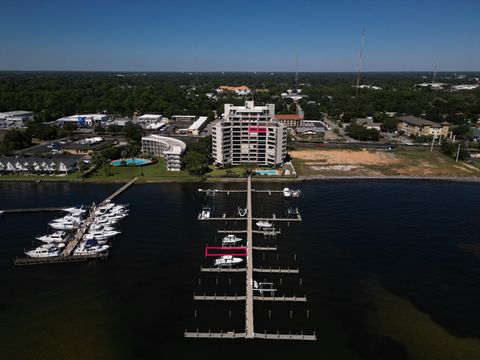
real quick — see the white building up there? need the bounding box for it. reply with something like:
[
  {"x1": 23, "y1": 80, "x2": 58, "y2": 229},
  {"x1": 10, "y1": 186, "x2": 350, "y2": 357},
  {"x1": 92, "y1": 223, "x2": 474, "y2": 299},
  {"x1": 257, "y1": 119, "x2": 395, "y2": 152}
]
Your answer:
[
  {"x1": 212, "y1": 101, "x2": 287, "y2": 167},
  {"x1": 141, "y1": 135, "x2": 186, "y2": 171},
  {"x1": 0, "y1": 110, "x2": 34, "y2": 122},
  {"x1": 0, "y1": 157, "x2": 77, "y2": 174},
  {"x1": 138, "y1": 114, "x2": 163, "y2": 124},
  {"x1": 57, "y1": 114, "x2": 108, "y2": 127},
  {"x1": 171, "y1": 115, "x2": 196, "y2": 122},
  {"x1": 186, "y1": 116, "x2": 208, "y2": 135}
]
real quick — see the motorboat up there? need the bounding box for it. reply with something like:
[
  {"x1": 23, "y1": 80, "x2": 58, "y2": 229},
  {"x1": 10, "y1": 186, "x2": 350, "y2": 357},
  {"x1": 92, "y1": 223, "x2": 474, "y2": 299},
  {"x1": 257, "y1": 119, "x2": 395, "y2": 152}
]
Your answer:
[
  {"x1": 86, "y1": 229, "x2": 120, "y2": 241},
  {"x1": 93, "y1": 216, "x2": 119, "y2": 225},
  {"x1": 287, "y1": 206, "x2": 299, "y2": 217},
  {"x1": 89, "y1": 223, "x2": 116, "y2": 232},
  {"x1": 291, "y1": 189, "x2": 302, "y2": 198},
  {"x1": 62, "y1": 206, "x2": 86, "y2": 215},
  {"x1": 283, "y1": 187, "x2": 291, "y2": 198},
  {"x1": 51, "y1": 215, "x2": 82, "y2": 223},
  {"x1": 256, "y1": 221, "x2": 273, "y2": 228},
  {"x1": 199, "y1": 205, "x2": 211, "y2": 219},
  {"x1": 222, "y1": 234, "x2": 243, "y2": 245},
  {"x1": 214, "y1": 255, "x2": 243, "y2": 267},
  {"x1": 95, "y1": 206, "x2": 128, "y2": 216},
  {"x1": 25, "y1": 243, "x2": 65, "y2": 258},
  {"x1": 82, "y1": 234, "x2": 108, "y2": 244},
  {"x1": 49, "y1": 219, "x2": 80, "y2": 230},
  {"x1": 36, "y1": 231, "x2": 68, "y2": 243},
  {"x1": 237, "y1": 207, "x2": 248, "y2": 217},
  {"x1": 73, "y1": 239, "x2": 109, "y2": 256}
]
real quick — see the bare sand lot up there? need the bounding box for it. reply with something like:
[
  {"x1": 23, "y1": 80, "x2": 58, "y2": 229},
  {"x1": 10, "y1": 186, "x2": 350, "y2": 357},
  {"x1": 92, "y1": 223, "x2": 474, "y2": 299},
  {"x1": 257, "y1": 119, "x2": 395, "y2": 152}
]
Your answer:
[{"x1": 291, "y1": 149, "x2": 480, "y2": 177}]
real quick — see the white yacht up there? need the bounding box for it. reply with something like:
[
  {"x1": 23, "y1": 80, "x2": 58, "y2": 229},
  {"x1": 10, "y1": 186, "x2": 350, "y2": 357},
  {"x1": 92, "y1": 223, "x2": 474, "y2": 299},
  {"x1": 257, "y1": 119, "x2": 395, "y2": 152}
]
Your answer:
[
  {"x1": 36, "y1": 231, "x2": 68, "y2": 243},
  {"x1": 62, "y1": 206, "x2": 86, "y2": 215},
  {"x1": 214, "y1": 255, "x2": 243, "y2": 267},
  {"x1": 25, "y1": 243, "x2": 65, "y2": 258},
  {"x1": 49, "y1": 219, "x2": 80, "y2": 230},
  {"x1": 199, "y1": 205, "x2": 211, "y2": 219},
  {"x1": 283, "y1": 187, "x2": 291, "y2": 198},
  {"x1": 93, "y1": 216, "x2": 119, "y2": 225},
  {"x1": 222, "y1": 234, "x2": 243, "y2": 245},
  {"x1": 86, "y1": 229, "x2": 120, "y2": 241},
  {"x1": 256, "y1": 221, "x2": 273, "y2": 228},
  {"x1": 73, "y1": 239, "x2": 109, "y2": 256},
  {"x1": 89, "y1": 223, "x2": 116, "y2": 232},
  {"x1": 51, "y1": 215, "x2": 82, "y2": 223}
]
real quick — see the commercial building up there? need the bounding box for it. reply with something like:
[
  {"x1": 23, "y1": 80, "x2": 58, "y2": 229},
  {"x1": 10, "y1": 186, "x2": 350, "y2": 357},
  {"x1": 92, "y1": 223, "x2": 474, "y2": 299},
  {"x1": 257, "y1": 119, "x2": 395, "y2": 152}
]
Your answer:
[
  {"x1": 274, "y1": 114, "x2": 304, "y2": 127},
  {"x1": 0, "y1": 110, "x2": 34, "y2": 122},
  {"x1": 177, "y1": 116, "x2": 209, "y2": 135},
  {"x1": 212, "y1": 101, "x2": 287, "y2": 167},
  {"x1": 217, "y1": 86, "x2": 251, "y2": 96},
  {"x1": 57, "y1": 114, "x2": 108, "y2": 127},
  {"x1": 398, "y1": 116, "x2": 449, "y2": 137},
  {"x1": 0, "y1": 156, "x2": 78, "y2": 174},
  {"x1": 141, "y1": 135, "x2": 186, "y2": 171},
  {"x1": 171, "y1": 115, "x2": 196, "y2": 122},
  {"x1": 138, "y1": 114, "x2": 162, "y2": 123}
]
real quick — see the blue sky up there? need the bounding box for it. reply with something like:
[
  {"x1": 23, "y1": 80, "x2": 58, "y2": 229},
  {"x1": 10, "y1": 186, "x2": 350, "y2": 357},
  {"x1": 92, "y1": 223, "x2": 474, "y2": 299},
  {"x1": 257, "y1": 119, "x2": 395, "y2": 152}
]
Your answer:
[{"x1": 0, "y1": 0, "x2": 479, "y2": 71}]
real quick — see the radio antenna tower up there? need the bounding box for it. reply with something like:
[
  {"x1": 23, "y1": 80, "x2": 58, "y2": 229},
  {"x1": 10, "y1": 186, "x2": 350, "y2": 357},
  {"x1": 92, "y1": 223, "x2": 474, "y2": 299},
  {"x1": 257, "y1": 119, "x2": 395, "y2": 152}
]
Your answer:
[
  {"x1": 295, "y1": 51, "x2": 299, "y2": 88},
  {"x1": 355, "y1": 26, "x2": 366, "y2": 98},
  {"x1": 432, "y1": 64, "x2": 438, "y2": 84}
]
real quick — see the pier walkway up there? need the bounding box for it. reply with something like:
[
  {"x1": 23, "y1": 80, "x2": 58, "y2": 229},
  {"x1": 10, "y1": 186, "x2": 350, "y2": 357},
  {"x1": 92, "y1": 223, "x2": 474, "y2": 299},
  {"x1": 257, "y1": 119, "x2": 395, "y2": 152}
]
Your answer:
[{"x1": 245, "y1": 175, "x2": 254, "y2": 339}]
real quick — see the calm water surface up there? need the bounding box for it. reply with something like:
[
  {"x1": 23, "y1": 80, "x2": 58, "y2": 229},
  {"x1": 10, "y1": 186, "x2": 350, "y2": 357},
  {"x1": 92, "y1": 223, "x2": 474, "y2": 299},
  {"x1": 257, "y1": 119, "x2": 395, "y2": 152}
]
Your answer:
[{"x1": 0, "y1": 180, "x2": 479, "y2": 360}]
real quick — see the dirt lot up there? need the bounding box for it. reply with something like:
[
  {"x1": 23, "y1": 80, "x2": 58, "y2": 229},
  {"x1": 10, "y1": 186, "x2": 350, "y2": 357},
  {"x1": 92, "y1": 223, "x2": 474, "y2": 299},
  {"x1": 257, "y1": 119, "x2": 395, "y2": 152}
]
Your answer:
[{"x1": 291, "y1": 149, "x2": 480, "y2": 177}]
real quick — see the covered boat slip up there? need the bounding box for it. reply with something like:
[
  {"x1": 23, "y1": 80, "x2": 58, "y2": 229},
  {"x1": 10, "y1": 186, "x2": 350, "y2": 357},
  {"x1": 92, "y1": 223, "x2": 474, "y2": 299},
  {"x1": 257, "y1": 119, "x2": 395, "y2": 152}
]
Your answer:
[{"x1": 189, "y1": 176, "x2": 316, "y2": 341}]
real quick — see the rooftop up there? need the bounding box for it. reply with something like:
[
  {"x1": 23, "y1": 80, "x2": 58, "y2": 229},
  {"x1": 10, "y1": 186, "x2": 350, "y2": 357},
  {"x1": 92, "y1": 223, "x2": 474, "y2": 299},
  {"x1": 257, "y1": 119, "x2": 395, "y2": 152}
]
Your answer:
[{"x1": 398, "y1": 116, "x2": 446, "y2": 128}]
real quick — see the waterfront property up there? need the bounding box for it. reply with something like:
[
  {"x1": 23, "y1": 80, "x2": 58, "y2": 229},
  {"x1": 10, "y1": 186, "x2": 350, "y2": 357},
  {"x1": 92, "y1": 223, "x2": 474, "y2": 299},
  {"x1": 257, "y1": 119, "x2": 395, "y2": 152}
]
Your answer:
[
  {"x1": 212, "y1": 101, "x2": 287, "y2": 167},
  {"x1": 111, "y1": 158, "x2": 153, "y2": 166},
  {"x1": 141, "y1": 135, "x2": 186, "y2": 171},
  {"x1": 398, "y1": 116, "x2": 450, "y2": 137},
  {"x1": 0, "y1": 156, "x2": 78, "y2": 174}
]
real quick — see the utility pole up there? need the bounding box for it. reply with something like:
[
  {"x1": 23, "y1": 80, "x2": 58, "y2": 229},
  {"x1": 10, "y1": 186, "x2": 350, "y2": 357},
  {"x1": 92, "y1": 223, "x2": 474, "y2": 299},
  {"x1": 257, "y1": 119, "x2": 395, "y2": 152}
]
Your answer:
[
  {"x1": 430, "y1": 136, "x2": 435, "y2": 151},
  {"x1": 456, "y1": 144, "x2": 461, "y2": 162},
  {"x1": 355, "y1": 26, "x2": 366, "y2": 98}
]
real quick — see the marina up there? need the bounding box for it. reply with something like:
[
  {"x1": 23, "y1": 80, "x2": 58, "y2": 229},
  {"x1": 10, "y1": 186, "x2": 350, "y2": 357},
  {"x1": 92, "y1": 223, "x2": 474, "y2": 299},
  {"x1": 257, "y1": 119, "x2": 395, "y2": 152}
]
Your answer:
[
  {"x1": 10, "y1": 178, "x2": 137, "y2": 265},
  {"x1": 189, "y1": 177, "x2": 315, "y2": 341}
]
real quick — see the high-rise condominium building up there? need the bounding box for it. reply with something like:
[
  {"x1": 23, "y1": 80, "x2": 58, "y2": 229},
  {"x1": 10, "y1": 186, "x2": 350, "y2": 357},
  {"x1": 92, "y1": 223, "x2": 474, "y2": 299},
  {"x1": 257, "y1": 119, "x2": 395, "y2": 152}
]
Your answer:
[{"x1": 212, "y1": 101, "x2": 287, "y2": 167}]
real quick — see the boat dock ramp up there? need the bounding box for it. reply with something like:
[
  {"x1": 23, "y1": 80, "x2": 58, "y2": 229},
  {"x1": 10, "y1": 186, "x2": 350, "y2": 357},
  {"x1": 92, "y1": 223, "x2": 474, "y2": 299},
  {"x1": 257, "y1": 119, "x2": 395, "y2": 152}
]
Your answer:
[{"x1": 188, "y1": 176, "x2": 315, "y2": 341}]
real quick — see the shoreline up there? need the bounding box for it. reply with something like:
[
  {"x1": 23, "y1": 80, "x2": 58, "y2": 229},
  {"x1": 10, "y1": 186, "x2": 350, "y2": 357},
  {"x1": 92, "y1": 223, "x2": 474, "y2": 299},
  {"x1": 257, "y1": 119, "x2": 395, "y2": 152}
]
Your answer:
[{"x1": 1, "y1": 175, "x2": 480, "y2": 184}]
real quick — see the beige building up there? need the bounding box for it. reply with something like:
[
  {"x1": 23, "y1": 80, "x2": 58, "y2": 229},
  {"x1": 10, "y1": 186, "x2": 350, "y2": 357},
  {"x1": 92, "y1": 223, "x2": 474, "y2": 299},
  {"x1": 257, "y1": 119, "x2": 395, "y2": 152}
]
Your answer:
[
  {"x1": 398, "y1": 116, "x2": 449, "y2": 137},
  {"x1": 274, "y1": 114, "x2": 304, "y2": 127}
]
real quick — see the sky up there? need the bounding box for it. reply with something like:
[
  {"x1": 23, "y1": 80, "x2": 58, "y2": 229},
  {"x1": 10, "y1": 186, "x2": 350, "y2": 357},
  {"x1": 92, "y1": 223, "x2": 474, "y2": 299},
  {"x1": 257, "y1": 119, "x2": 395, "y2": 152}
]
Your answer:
[{"x1": 0, "y1": 0, "x2": 479, "y2": 72}]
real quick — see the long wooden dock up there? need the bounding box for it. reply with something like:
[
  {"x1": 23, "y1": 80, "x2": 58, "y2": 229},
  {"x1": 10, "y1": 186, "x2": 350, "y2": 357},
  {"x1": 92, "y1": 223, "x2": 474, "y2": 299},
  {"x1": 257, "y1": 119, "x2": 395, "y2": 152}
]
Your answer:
[
  {"x1": 14, "y1": 252, "x2": 108, "y2": 265},
  {"x1": 245, "y1": 175, "x2": 254, "y2": 339},
  {"x1": 103, "y1": 177, "x2": 138, "y2": 203},
  {"x1": 253, "y1": 267, "x2": 300, "y2": 274},
  {"x1": 184, "y1": 331, "x2": 316, "y2": 341},
  {"x1": 184, "y1": 330, "x2": 247, "y2": 339},
  {"x1": 1, "y1": 207, "x2": 66, "y2": 214},
  {"x1": 200, "y1": 267, "x2": 246, "y2": 273},
  {"x1": 194, "y1": 294, "x2": 246, "y2": 301}
]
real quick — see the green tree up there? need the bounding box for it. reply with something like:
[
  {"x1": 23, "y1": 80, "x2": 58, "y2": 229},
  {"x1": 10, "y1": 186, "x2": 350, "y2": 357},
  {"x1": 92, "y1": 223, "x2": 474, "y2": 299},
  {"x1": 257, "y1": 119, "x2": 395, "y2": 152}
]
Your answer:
[
  {"x1": 124, "y1": 122, "x2": 143, "y2": 142},
  {"x1": 182, "y1": 151, "x2": 209, "y2": 175},
  {"x1": 381, "y1": 118, "x2": 398, "y2": 132}
]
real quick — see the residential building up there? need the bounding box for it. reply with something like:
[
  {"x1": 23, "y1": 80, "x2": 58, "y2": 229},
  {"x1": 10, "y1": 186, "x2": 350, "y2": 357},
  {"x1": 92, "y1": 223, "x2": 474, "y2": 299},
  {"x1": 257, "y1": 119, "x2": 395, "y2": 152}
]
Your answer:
[
  {"x1": 0, "y1": 156, "x2": 77, "y2": 174},
  {"x1": 355, "y1": 117, "x2": 382, "y2": 131},
  {"x1": 141, "y1": 135, "x2": 186, "y2": 171},
  {"x1": 212, "y1": 100, "x2": 287, "y2": 167},
  {"x1": 398, "y1": 116, "x2": 449, "y2": 137},
  {"x1": 274, "y1": 114, "x2": 304, "y2": 127},
  {"x1": 171, "y1": 115, "x2": 196, "y2": 122}
]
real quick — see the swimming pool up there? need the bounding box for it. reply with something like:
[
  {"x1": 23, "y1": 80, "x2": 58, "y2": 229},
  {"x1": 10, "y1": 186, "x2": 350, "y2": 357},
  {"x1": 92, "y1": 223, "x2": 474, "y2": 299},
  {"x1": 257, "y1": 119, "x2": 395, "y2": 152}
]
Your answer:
[
  {"x1": 255, "y1": 169, "x2": 278, "y2": 176},
  {"x1": 111, "y1": 158, "x2": 153, "y2": 166}
]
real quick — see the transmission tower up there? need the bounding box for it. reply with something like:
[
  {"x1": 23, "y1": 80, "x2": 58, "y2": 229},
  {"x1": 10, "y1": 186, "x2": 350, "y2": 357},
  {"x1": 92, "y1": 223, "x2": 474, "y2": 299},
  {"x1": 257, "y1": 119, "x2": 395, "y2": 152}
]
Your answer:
[{"x1": 355, "y1": 26, "x2": 366, "y2": 98}]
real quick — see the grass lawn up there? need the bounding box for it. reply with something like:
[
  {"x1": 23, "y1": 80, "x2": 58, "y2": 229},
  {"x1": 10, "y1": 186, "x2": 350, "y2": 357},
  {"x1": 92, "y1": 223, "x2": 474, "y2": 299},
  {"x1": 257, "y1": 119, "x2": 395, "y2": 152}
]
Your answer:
[
  {"x1": 207, "y1": 165, "x2": 245, "y2": 177},
  {"x1": 87, "y1": 158, "x2": 197, "y2": 182}
]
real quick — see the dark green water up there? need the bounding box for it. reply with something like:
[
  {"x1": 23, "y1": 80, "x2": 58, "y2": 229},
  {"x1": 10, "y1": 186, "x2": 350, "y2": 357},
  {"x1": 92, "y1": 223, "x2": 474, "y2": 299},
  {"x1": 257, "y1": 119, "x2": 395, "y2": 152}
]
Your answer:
[{"x1": 0, "y1": 180, "x2": 480, "y2": 360}]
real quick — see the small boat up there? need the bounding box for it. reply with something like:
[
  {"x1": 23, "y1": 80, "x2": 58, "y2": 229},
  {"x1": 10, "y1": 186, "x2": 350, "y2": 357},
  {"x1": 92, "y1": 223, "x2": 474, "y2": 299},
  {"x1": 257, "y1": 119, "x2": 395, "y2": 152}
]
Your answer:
[
  {"x1": 199, "y1": 205, "x2": 211, "y2": 219},
  {"x1": 36, "y1": 231, "x2": 68, "y2": 243},
  {"x1": 94, "y1": 216, "x2": 119, "y2": 225},
  {"x1": 283, "y1": 187, "x2": 291, "y2": 198},
  {"x1": 82, "y1": 234, "x2": 108, "y2": 244},
  {"x1": 238, "y1": 207, "x2": 248, "y2": 217},
  {"x1": 73, "y1": 239, "x2": 109, "y2": 256},
  {"x1": 222, "y1": 234, "x2": 242, "y2": 245},
  {"x1": 256, "y1": 221, "x2": 273, "y2": 228},
  {"x1": 214, "y1": 255, "x2": 243, "y2": 267},
  {"x1": 291, "y1": 189, "x2": 302, "y2": 198},
  {"x1": 25, "y1": 243, "x2": 65, "y2": 258}
]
